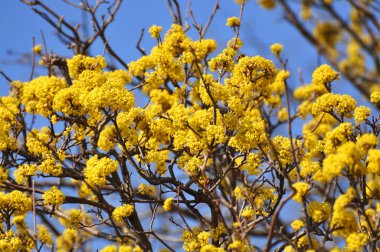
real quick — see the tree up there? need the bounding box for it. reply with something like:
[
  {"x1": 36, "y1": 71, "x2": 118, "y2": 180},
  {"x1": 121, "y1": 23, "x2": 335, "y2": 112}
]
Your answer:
[{"x1": 0, "y1": 0, "x2": 379, "y2": 251}]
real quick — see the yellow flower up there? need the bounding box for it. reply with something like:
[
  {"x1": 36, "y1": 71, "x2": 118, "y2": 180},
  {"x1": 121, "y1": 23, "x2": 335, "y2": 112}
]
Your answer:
[
  {"x1": 199, "y1": 244, "x2": 225, "y2": 252},
  {"x1": 300, "y1": 160, "x2": 320, "y2": 178},
  {"x1": 277, "y1": 107, "x2": 288, "y2": 122},
  {"x1": 226, "y1": 16, "x2": 240, "y2": 27},
  {"x1": 38, "y1": 225, "x2": 52, "y2": 245},
  {"x1": 42, "y1": 186, "x2": 65, "y2": 206},
  {"x1": 312, "y1": 64, "x2": 339, "y2": 87},
  {"x1": 84, "y1": 155, "x2": 118, "y2": 187},
  {"x1": 290, "y1": 219, "x2": 304, "y2": 231},
  {"x1": 112, "y1": 204, "x2": 134, "y2": 222},
  {"x1": 12, "y1": 215, "x2": 26, "y2": 225},
  {"x1": 284, "y1": 246, "x2": 297, "y2": 252},
  {"x1": 370, "y1": 91, "x2": 380, "y2": 103},
  {"x1": 234, "y1": 186, "x2": 244, "y2": 199},
  {"x1": 258, "y1": 0, "x2": 276, "y2": 9},
  {"x1": 0, "y1": 96, "x2": 20, "y2": 151},
  {"x1": 148, "y1": 25, "x2": 163, "y2": 38},
  {"x1": 271, "y1": 136, "x2": 301, "y2": 167},
  {"x1": 15, "y1": 165, "x2": 51, "y2": 189},
  {"x1": 367, "y1": 149, "x2": 380, "y2": 174},
  {"x1": 209, "y1": 47, "x2": 236, "y2": 72},
  {"x1": 39, "y1": 158, "x2": 62, "y2": 176},
  {"x1": 270, "y1": 43, "x2": 283, "y2": 55},
  {"x1": 241, "y1": 206, "x2": 255, "y2": 220},
  {"x1": 239, "y1": 153, "x2": 261, "y2": 175},
  {"x1": 66, "y1": 54, "x2": 106, "y2": 79},
  {"x1": 133, "y1": 246, "x2": 144, "y2": 252},
  {"x1": 330, "y1": 190, "x2": 358, "y2": 238},
  {"x1": 0, "y1": 231, "x2": 23, "y2": 251},
  {"x1": 353, "y1": 106, "x2": 371, "y2": 124},
  {"x1": 292, "y1": 182, "x2": 309, "y2": 203},
  {"x1": 163, "y1": 197, "x2": 174, "y2": 211},
  {"x1": 56, "y1": 229, "x2": 78, "y2": 251},
  {"x1": 227, "y1": 37, "x2": 243, "y2": 49},
  {"x1": 312, "y1": 93, "x2": 356, "y2": 118},
  {"x1": 119, "y1": 245, "x2": 133, "y2": 252},
  {"x1": 346, "y1": 233, "x2": 368, "y2": 251},
  {"x1": 197, "y1": 231, "x2": 211, "y2": 246},
  {"x1": 21, "y1": 76, "x2": 67, "y2": 117},
  {"x1": 182, "y1": 228, "x2": 202, "y2": 251},
  {"x1": 314, "y1": 22, "x2": 341, "y2": 49},
  {"x1": 307, "y1": 201, "x2": 332, "y2": 223},
  {"x1": 297, "y1": 236, "x2": 319, "y2": 250},
  {"x1": 137, "y1": 183, "x2": 156, "y2": 197},
  {"x1": 271, "y1": 70, "x2": 290, "y2": 94},
  {"x1": 356, "y1": 133, "x2": 378, "y2": 157},
  {"x1": 33, "y1": 44, "x2": 42, "y2": 54},
  {"x1": 98, "y1": 125, "x2": 116, "y2": 151},
  {"x1": 228, "y1": 240, "x2": 248, "y2": 252},
  {"x1": 0, "y1": 190, "x2": 32, "y2": 215},
  {"x1": 300, "y1": 1, "x2": 312, "y2": 20},
  {"x1": 100, "y1": 245, "x2": 117, "y2": 252},
  {"x1": 0, "y1": 166, "x2": 8, "y2": 183},
  {"x1": 61, "y1": 209, "x2": 84, "y2": 229}
]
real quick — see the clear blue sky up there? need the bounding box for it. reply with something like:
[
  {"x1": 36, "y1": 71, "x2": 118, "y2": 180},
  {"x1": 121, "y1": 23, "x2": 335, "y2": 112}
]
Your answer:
[{"x1": 0, "y1": 1, "x2": 318, "y2": 83}]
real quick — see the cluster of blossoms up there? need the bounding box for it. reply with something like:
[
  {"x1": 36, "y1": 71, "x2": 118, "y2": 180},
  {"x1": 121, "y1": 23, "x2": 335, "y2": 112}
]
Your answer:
[{"x1": 0, "y1": 2, "x2": 379, "y2": 250}]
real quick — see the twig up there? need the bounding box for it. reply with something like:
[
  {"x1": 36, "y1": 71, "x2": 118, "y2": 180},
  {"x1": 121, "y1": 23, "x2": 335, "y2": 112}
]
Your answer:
[
  {"x1": 233, "y1": 0, "x2": 245, "y2": 48},
  {"x1": 136, "y1": 28, "x2": 146, "y2": 56},
  {"x1": 29, "y1": 37, "x2": 37, "y2": 81},
  {"x1": 32, "y1": 180, "x2": 37, "y2": 248},
  {"x1": 201, "y1": 0, "x2": 220, "y2": 38},
  {"x1": 0, "y1": 69, "x2": 12, "y2": 83},
  {"x1": 310, "y1": 113, "x2": 325, "y2": 133},
  {"x1": 265, "y1": 192, "x2": 295, "y2": 252}
]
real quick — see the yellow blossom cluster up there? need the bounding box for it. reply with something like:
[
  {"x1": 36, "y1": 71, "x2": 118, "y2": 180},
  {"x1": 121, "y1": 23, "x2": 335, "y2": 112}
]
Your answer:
[
  {"x1": 52, "y1": 55, "x2": 134, "y2": 123},
  {"x1": 0, "y1": 190, "x2": 32, "y2": 219},
  {"x1": 137, "y1": 183, "x2": 156, "y2": 197},
  {"x1": 60, "y1": 209, "x2": 85, "y2": 229},
  {"x1": 99, "y1": 245, "x2": 144, "y2": 252},
  {"x1": 163, "y1": 197, "x2": 174, "y2": 211},
  {"x1": 0, "y1": 230, "x2": 24, "y2": 252},
  {"x1": 292, "y1": 182, "x2": 309, "y2": 203},
  {"x1": 19, "y1": 76, "x2": 67, "y2": 117},
  {"x1": 84, "y1": 155, "x2": 118, "y2": 187},
  {"x1": 226, "y1": 16, "x2": 240, "y2": 27},
  {"x1": 307, "y1": 201, "x2": 332, "y2": 223},
  {"x1": 38, "y1": 225, "x2": 53, "y2": 245},
  {"x1": 290, "y1": 219, "x2": 304, "y2": 231},
  {"x1": 0, "y1": 96, "x2": 20, "y2": 150},
  {"x1": 112, "y1": 204, "x2": 134, "y2": 222},
  {"x1": 56, "y1": 229, "x2": 78, "y2": 251},
  {"x1": 148, "y1": 25, "x2": 163, "y2": 38},
  {"x1": 42, "y1": 186, "x2": 65, "y2": 206},
  {"x1": 270, "y1": 43, "x2": 283, "y2": 55}
]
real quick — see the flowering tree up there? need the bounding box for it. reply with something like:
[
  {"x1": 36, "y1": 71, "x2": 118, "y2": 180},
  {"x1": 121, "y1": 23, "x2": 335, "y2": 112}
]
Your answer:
[{"x1": 0, "y1": 0, "x2": 379, "y2": 251}]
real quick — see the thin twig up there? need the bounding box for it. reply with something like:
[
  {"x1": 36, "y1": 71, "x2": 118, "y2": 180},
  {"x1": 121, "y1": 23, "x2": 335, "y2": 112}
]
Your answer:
[
  {"x1": 201, "y1": 0, "x2": 220, "y2": 38},
  {"x1": 32, "y1": 180, "x2": 37, "y2": 248},
  {"x1": 29, "y1": 37, "x2": 37, "y2": 81},
  {"x1": 0, "y1": 69, "x2": 12, "y2": 83},
  {"x1": 136, "y1": 28, "x2": 146, "y2": 56}
]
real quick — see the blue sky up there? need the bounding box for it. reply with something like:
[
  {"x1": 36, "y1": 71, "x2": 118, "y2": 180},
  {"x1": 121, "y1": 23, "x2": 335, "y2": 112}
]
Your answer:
[{"x1": 0, "y1": 1, "x2": 316, "y2": 83}]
